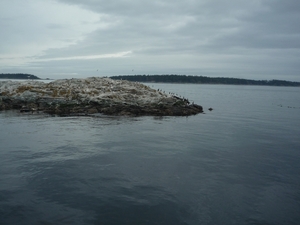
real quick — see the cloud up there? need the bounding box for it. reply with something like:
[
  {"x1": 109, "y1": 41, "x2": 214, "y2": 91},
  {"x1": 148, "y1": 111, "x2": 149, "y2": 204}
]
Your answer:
[
  {"x1": 0, "y1": 0, "x2": 106, "y2": 65},
  {"x1": 1, "y1": 0, "x2": 300, "y2": 81},
  {"x1": 37, "y1": 51, "x2": 132, "y2": 61}
]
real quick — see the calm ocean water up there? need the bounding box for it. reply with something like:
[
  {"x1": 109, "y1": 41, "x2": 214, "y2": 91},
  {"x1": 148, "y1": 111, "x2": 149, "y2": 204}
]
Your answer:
[{"x1": 0, "y1": 83, "x2": 300, "y2": 225}]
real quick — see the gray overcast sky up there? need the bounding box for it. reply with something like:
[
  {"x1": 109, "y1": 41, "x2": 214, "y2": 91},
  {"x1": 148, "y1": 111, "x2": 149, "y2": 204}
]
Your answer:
[{"x1": 1, "y1": 0, "x2": 300, "y2": 81}]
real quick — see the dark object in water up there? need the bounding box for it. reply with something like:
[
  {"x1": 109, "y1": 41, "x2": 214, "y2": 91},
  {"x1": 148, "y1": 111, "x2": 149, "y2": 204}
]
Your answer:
[{"x1": 208, "y1": 108, "x2": 213, "y2": 111}]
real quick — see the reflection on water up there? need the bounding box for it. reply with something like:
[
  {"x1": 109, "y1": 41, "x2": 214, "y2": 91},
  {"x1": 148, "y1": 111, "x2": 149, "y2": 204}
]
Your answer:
[{"x1": 1, "y1": 84, "x2": 300, "y2": 225}]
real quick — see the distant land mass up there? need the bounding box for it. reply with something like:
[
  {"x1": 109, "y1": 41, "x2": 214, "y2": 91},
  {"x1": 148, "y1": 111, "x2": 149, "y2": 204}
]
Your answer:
[
  {"x1": 111, "y1": 75, "x2": 300, "y2": 87},
  {"x1": 0, "y1": 73, "x2": 40, "y2": 80},
  {"x1": 1, "y1": 73, "x2": 300, "y2": 86}
]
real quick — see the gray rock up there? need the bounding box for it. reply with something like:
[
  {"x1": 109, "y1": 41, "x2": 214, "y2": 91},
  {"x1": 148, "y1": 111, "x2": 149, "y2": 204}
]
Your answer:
[{"x1": 0, "y1": 77, "x2": 203, "y2": 116}]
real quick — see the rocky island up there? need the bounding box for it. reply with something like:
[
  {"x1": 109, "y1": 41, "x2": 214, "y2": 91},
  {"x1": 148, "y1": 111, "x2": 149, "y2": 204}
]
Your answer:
[{"x1": 0, "y1": 77, "x2": 203, "y2": 116}]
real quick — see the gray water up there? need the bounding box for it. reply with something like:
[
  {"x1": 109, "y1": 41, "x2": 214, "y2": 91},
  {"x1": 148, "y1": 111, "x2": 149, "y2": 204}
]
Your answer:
[{"x1": 0, "y1": 84, "x2": 300, "y2": 225}]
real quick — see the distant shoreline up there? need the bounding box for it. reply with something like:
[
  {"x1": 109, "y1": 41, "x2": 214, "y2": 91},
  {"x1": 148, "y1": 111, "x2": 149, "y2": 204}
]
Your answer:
[
  {"x1": 1, "y1": 73, "x2": 300, "y2": 87},
  {"x1": 0, "y1": 73, "x2": 41, "y2": 80},
  {"x1": 110, "y1": 75, "x2": 300, "y2": 87}
]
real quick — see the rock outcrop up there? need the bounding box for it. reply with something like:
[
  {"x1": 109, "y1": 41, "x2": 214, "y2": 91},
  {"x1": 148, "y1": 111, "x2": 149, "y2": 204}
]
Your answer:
[{"x1": 0, "y1": 77, "x2": 203, "y2": 116}]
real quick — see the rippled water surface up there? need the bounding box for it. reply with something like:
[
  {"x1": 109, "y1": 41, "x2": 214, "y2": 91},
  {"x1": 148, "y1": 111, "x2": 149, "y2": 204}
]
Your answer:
[{"x1": 1, "y1": 84, "x2": 300, "y2": 225}]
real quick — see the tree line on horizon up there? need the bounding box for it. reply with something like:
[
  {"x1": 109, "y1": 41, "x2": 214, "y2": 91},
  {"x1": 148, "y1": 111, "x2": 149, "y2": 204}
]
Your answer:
[
  {"x1": 0, "y1": 73, "x2": 40, "y2": 79},
  {"x1": 1, "y1": 73, "x2": 299, "y2": 86},
  {"x1": 110, "y1": 75, "x2": 300, "y2": 86}
]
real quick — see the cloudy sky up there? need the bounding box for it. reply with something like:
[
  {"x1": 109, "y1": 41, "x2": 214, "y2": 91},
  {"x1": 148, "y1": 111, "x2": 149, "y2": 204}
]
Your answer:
[{"x1": 1, "y1": 0, "x2": 300, "y2": 81}]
